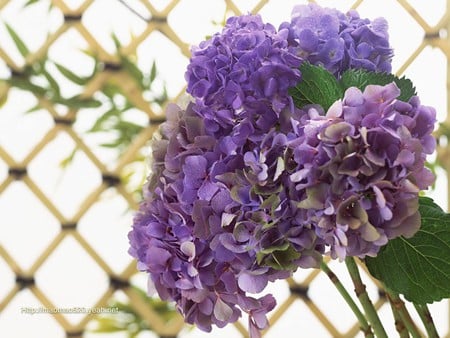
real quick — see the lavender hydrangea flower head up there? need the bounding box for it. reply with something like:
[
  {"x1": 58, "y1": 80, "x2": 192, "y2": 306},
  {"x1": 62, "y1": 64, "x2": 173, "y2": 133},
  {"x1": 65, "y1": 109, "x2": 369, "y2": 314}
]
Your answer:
[
  {"x1": 128, "y1": 103, "x2": 281, "y2": 336},
  {"x1": 288, "y1": 83, "x2": 435, "y2": 260},
  {"x1": 185, "y1": 14, "x2": 302, "y2": 136},
  {"x1": 282, "y1": 3, "x2": 393, "y2": 76},
  {"x1": 129, "y1": 101, "x2": 323, "y2": 336}
]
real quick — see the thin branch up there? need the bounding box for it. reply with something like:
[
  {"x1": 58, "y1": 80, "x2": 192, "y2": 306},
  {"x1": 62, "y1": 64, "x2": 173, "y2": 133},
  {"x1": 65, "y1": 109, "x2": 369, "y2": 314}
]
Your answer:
[
  {"x1": 345, "y1": 257, "x2": 388, "y2": 338},
  {"x1": 384, "y1": 287, "x2": 421, "y2": 338},
  {"x1": 387, "y1": 292, "x2": 410, "y2": 338},
  {"x1": 414, "y1": 303, "x2": 439, "y2": 338},
  {"x1": 320, "y1": 261, "x2": 374, "y2": 337},
  {"x1": 116, "y1": 0, "x2": 150, "y2": 23}
]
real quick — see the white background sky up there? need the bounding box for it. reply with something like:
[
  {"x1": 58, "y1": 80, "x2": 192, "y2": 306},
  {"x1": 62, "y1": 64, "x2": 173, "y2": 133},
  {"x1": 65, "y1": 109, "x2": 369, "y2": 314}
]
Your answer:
[{"x1": 0, "y1": 0, "x2": 448, "y2": 337}]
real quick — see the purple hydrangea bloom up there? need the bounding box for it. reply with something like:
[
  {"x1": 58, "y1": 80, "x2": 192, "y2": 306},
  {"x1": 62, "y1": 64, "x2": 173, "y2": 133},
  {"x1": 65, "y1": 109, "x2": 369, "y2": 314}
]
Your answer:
[
  {"x1": 129, "y1": 4, "x2": 436, "y2": 337},
  {"x1": 185, "y1": 14, "x2": 302, "y2": 136},
  {"x1": 282, "y1": 3, "x2": 393, "y2": 76},
  {"x1": 287, "y1": 83, "x2": 436, "y2": 260},
  {"x1": 129, "y1": 103, "x2": 320, "y2": 337},
  {"x1": 129, "y1": 87, "x2": 435, "y2": 336}
]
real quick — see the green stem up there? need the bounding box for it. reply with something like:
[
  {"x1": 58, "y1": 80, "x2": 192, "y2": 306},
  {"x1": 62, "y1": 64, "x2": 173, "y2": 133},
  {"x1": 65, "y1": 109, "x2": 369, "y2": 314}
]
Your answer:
[
  {"x1": 386, "y1": 291, "x2": 410, "y2": 338},
  {"x1": 345, "y1": 257, "x2": 388, "y2": 338},
  {"x1": 414, "y1": 303, "x2": 439, "y2": 338},
  {"x1": 384, "y1": 287, "x2": 421, "y2": 338},
  {"x1": 320, "y1": 261, "x2": 374, "y2": 338}
]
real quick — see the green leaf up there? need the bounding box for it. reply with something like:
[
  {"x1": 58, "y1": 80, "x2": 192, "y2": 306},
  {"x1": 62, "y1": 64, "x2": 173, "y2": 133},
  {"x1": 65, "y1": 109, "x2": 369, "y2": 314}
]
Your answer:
[
  {"x1": 258, "y1": 242, "x2": 290, "y2": 256},
  {"x1": 24, "y1": 104, "x2": 41, "y2": 114},
  {"x1": 417, "y1": 196, "x2": 442, "y2": 210},
  {"x1": 340, "y1": 69, "x2": 416, "y2": 102},
  {"x1": 24, "y1": 0, "x2": 40, "y2": 7},
  {"x1": 289, "y1": 66, "x2": 417, "y2": 111},
  {"x1": 8, "y1": 77, "x2": 46, "y2": 96},
  {"x1": 54, "y1": 96, "x2": 102, "y2": 109},
  {"x1": 54, "y1": 62, "x2": 90, "y2": 85},
  {"x1": 149, "y1": 60, "x2": 157, "y2": 83},
  {"x1": 121, "y1": 56, "x2": 144, "y2": 90},
  {"x1": 88, "y1": 107, "x2": 120, "y2": 132},
  {"x1": 111, "y1": 33, "x2": 122, "y2": 51},
  {"x1": 59, "y1": 147, "x2": 77, "y2": 168},
  {"x1": 366, "y1": 197, "x2": 450, "y2": 304},
  {"x1": 260, "y1": 194, "x2": 280, "y2": 211},
  {"x1": 5, "y1": 23, "x2": 29, "y2": 57},
  {"x1": 258, "y1": 243, "x2": 301, "y2": 270},
  {"x1": 289, "y1": 63, "x2": 343, "y2": 111},
  {"x1": 90, "y1": 317, "x2": 126, "y2": 333},
  {"x1": 42, "y1": 68, "x2": 60, "y2": 98},
  {"x1": 100, "y1": 139, "x2": 125, "y2": 148}
]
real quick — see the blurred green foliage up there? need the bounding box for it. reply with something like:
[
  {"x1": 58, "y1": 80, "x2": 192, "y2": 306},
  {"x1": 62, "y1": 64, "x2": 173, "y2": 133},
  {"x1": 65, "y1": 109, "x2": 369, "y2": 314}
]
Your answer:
[
  {"x1": 90, "y1": 287, "x2": 179, "y2": 338},
  {"x1": 1, "y1": 20, "x2": 168, "y2": 197},
  {"x1": 0, "y1": 15, "x2": 176, "y2": 337}
]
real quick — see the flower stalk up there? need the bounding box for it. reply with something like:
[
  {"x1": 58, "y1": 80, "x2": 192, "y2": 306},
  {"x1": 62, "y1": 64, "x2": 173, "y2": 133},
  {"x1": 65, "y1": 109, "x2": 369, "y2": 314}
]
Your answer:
[
  {"x1": 414, "y1": 303, "x2": 439, "y2": 338},
  {"x1": 384, "y1": 287, "x2": 421, "y2": 338},
  {"x1": 320, "y1": 261, "x2": 374, "y2": 337},
  {"x1": 387, "y1": 296, "x2": 409, "y2": 338},
  {"x1": 345, "y1": 257, "x2": 388, "y2": 338}
]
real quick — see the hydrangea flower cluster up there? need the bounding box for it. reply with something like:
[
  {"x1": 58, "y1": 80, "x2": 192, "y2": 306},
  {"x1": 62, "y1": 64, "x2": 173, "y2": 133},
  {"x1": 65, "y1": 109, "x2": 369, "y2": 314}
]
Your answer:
[
  {"x1": 282, "y1": 3, "x2": 392, "y2": 76},
  {"x1": 289, "y1": 83, "x2": 436, "y2": 260},
  {"x1": 128, "y1": 103, "x2": 288, "y2": 334},
  {"x1": 129, "y1": 4, "x2": 435, "y2": 338},
  {"x1": 185, "y1": 14, "x2": 302, "y2": 137}
]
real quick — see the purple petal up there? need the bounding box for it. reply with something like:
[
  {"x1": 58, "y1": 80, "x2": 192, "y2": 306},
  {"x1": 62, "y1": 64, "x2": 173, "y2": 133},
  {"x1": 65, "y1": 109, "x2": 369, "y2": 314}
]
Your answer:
[
  {"x1": 238, "y1": 272, "x2": 268, "y2": 293},
  {"x1": 180, "y1": 241, "x2": 196, "y2": 261},
  {"x1": 214, "y1": 297, "x2": 233, "y2": 322}
]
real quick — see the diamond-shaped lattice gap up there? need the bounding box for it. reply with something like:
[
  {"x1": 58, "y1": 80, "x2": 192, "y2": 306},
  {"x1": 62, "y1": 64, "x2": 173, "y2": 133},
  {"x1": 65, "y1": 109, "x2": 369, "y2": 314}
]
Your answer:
[
  {"x1": 47, "y1": 28, "x2": 96, "y2": 99},
  {"x1": 78, "y1": 188, "x2": 134, "y2": 273},
  {"x1": 405, "y1": 0, "x2": 446, "y2": 26},
  {"x1": 309, "y1": 265, "x2": 359, "y2": 333},
  {"x1": 258, "y1": 0, "x2": 302, "y2": 26},
  {"x1": 129, "y1": 271, "x2": 148, "y2": 291},
  {"x1": 73, "y1": 106, "x2": 149, "y2": 169},
  {"x1": 82, "y1": 0, "x2": 149, "y2": 55},
  {"x1": 0, "y1": 181, "x2": 60, "y2": 270},
  {"x1": 0, "y1": 0, "x2": 63, "y2": 66},
  {"x1": 357, "y1": 0, "x2": 423, "y2": 73},
  {"x1": 27, "y1": 132, "x2": 102, "y2": 219},
  {"x1": 0, "y1": 157, "x2": 7, "y2": 184},
  {"x1": 0, "y1": 289, "x2": 64, "y2": 338},
  {"x1": 405, "y1": 46, "x2": 447, "y2": 121},
  {"x1": 0, "y1": 255, "x2": 15, "y2": 300},
  {"x1": 137, "y1": 31, "x2": 188, "y2": 99},
  {"x1": 265, "y1": 299, "x2": 331, "y2": 338},
  {"x1": 145, "y1": 0, "x2": 176, "y2": 12},
  {"x1": 0, "y1": 57, "x2": 10, "y2": 78},
  {"x1": 62, "y1": 0, "x2": 89, "y2": 10},
  {"x1": 229, "y1": 0, "x2": 267, "y2": 14},
  {"x1": 169, "y1": 0, "x2": 225, "y2": 46},
  {"x1": 0, "y1": 88, "x2": 54, "y2": 162},
  {"x1": 35, "y1": 235, "x2": 109, "y2": 325}
]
